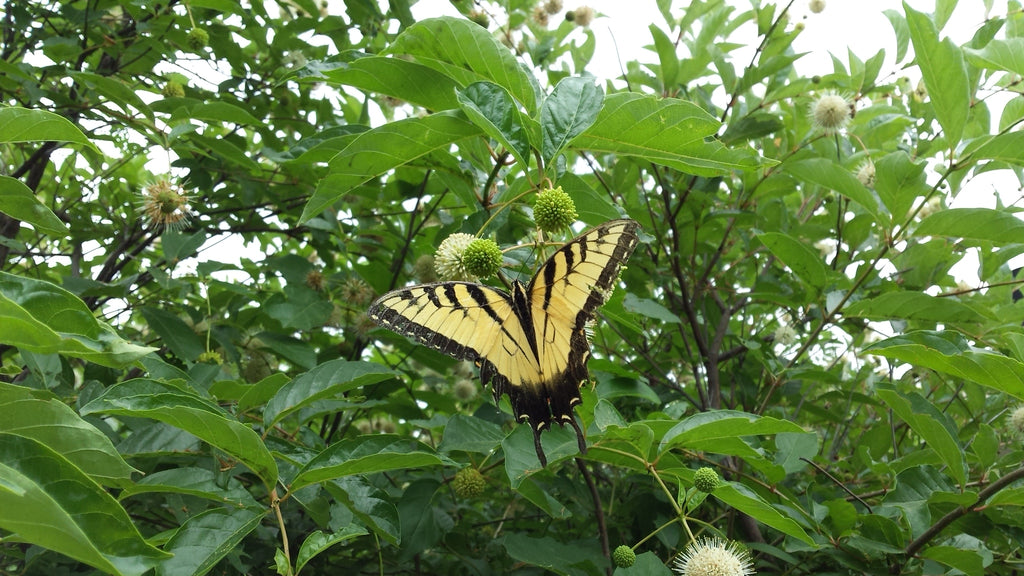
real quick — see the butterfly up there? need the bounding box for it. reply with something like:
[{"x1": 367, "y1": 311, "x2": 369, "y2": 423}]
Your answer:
[{"x1": 368, "y1": 219, "x2": 640, "y2": 466}]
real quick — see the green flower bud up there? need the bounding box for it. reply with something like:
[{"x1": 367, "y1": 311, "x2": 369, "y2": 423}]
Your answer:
[
  {"x1": 694, "y1": 467, "x2": 719, "y2": 493},
  {"x1": 187, "y1": 27, "x2": 209, "y2": 51},
  {"x1": 534, "y1": 186, "x2": 578, "y2": 233},
  {"x1": 463, "y1": 238, "x2": 503, "y2": 278},
  {"x1": 197, "y1": 350, "x2": 222, "y2": 365},
  {"x1": 612, "y1": 545, "x2": 636, "y2": 568},
  {"x1": 452, "y1": 467, "x2": 486, "y2": 498},
  {"x1": 161, "y1": 81, "x2": 185, "y2": 98}
]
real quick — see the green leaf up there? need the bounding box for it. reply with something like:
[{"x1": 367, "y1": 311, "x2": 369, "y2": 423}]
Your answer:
[
  {"x1": 967, "y1": 130, "x2": 1024, "y2": 165},
  {"x1": 904, "y1": 2, "x2": 969, "y2": 146},
  {"x1": 916, "y1": 207, "x2": 1024, "y2": 245},
  {"x1": 264, "y1": 359, "x2": 397, "y2": 428},
  {"x1": 0, "y1": 382, "x2": 137, "y2": 487},
  {"x1": 988, "y1": 486, "x2": 1024, "y2": 507},
  {"x1": 614, "y1": 551, "x2": 673, "y2": 575},
  {"x1": 0, "y1": 434, "x2": 169, "y2": 576},
  {"x1": 68, "y1": 71, "x2": 154, "y2": 121},
  {"x1": 572, "y1": 93, "x2": 766, "y2": 176},
  {"x1": 866, "y1": 331, "x2": 1024, "y2": 400},
  {"x1": 300, "y1": 111, "x2": 481, "y2": 222},
  {"x1": 541, "y1": 76, "x2": 603, "y2": 164},
  {"x1": 714, "y1": 482, "x2": 816, "y2": 545},
  {"x1": 622, "y1": 293, "x2": 682, "y2": 323},
  {"x1": 884, "y1": 10, "x2": 911, "y2": 64},
  {"x1": 0, "y1": 271, "x2": 156, "y2": 368},
  {"x1": 295, "y1": 526, "x2": 369, "y2": 575},
  {"x1": 964, "y1": 38, "x2": 1024, "y2": 76},
  {"x1": 755, "y1": 232, "x2": 830, "y2": 289},
  {"x1": 784, "y1": 158, "x2": 882, "y2": 218},
  {"x1": 326, "y1": 476, "x2": 401, "y2": 546},
  {"x1": 140, "y1": 306, "x2": 205, "y2": 362},
  {"x1": 920, "y1": 546, "x2": 984, "y2": 576},
  {"x1": 396, "y1": 479, "x2": 444, "y2": 561},
  {"x1": 81, "y1": 379, "x2": 278, "y2": 486},
  {"x1": 457, "y1": 81, "x2": 532, "y2": 168},
  {"x1": 514, "y1": 476, "x2": 573, "y2": 519},
  {"x1": 0, "y1": 175, "x2": 69, "y2": 236},
  {"x1": 156, "y1": 508, "x2": 264, "y2": 576},
  {"x1": 660, "y1": 410, "x2": 805, "y2": 452},
  {"x1": 386, "y1": 17, "x2": 539, "y2": 111},
  {"x1": 119, "y1": 467, "x2": 259, "y2": 508},
  {"x1": 189, "y1": 102, "x2": 261, "y2": 125},
  {"x1": 438, "y1": 414, "x2": 505, "y2": 455},
  {"x1": 291, "y1": 435, "x2": 444, "y2": 490},
  {"x1": 874, "y1": 151, "x2": 929, "y2": 220},
  {"x1": 0, "y1": 107, "x2": 95, "y2": 148},
  {"x1": 876, "y1": 386, "x2": 967, "y2": 485},
  {"x1": 324, "y1": 55, "x2": 461, "y2": 112},
  {"x1": 650, "y1": 24, "x2": 679, "y2": 90},
  {"x1": 501, "y1": 533, "x2": 602, "y2": 575},
  {"x1": 844, "y1": 292, "x2": 988, "y2": 324}
]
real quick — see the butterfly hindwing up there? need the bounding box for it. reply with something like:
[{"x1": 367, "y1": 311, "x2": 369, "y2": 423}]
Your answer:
[{"x1": 367, "y1": 219, "x2": 640, "y2": 466}]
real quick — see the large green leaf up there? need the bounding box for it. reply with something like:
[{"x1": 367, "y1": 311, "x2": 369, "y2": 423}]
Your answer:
[
  {"x1": 755, "y1": 231, "x2": 830, "y2": 289},
  {"x1": 294, "y1": 526, "x2": 369, "y2": 575},
  {"x1": 156, "y1": 508, "x2": 265, "y2": 576},
  {"x1": 324, "y1": 55, "x2": 461, "y2": 112},
  {"x1": 326, "y1": 476, "x2": 401, "y2": 546},
  {"x1": 0, "y1": 271, "x2": 156, "y2": 368},
  {"x1": 0, "y1": 107, "x2": 94, "y2": 147},
  {"x1": 457, "y1": 81, "x2": 532, "y2": 168},
  {"x1": 660, "y1": 410, "x2": 805, "y2": 453},
  {"x1": 81, "y1": 379, "x2": 278, "y2": 486},
  {"x1": 501, "y1": 533, "x2": 602, "y2": 575},
  {"x1": 0, "y1": 382, "x2": 137, "y2": 487},
  {"x1": 140, "y1": 306, "x2": 205, "y2": 362},
  {"x1": 784, "y1": 158, "x2": 882, "y2": 218},
  {"x1": 118, "y1": 467, "x2": 259, "y2": 508},
  {"x1": 0, "y1": 175, "x2": 68, "y2": 236},
  {"x1": 874, "y1": 151, "x2": 929, "y2": 220},
  {"x1": 865, "y1": 331, "x2": 1024, "y2": 400},
  {"x1": 966, "y1": 130, "x2": 1024, "y2": 165},
  {"x1": 964, "y1": 38, "x2": 1024, "y2": 77},
  {"x1": 713, "y1": 482, "x2": 816, "y2": 545},
  {"x1": 540, "y1": 76, "x2": 603, "y2": 165},
  {"x1": 300, "y1": 111, "x2": 482, "y2": 222},
  {"x1": 916, "y1": 207, "x2": 1024, "y2": 245},
  {"x1": 876, "y1": 386, "x2": 967, "y2": 486},
  {"x1": 386, "y1": 17, "x2": 539, "y2": 111},
  {"x1": 844, "y1": 292, "x2": 989, "y2": 324},
  {"x1": 572, "y1": 93, "x2": 766, "y2": 176},
  {"x1": 0, "y1": 433, "x2": 170, "y2": 576},
  {"x1": 290, "y1": 435, "x2": 445, "y2": 490},
  {"x1": 904, "y1": 2, "x2": 969, "y2": 146},
  {"x1": 264, "y1": 359, "x2": 397, "y2": 428}
]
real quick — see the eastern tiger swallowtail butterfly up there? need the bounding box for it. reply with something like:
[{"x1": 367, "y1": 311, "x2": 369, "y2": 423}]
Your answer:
[{"x1": 368, "y1": 219, "x2": 640, "y2": 466}]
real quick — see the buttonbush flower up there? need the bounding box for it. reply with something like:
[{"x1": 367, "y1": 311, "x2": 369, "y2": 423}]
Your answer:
[{"x1": 673, "y1": 537, "x2": 754, "y2": 576}]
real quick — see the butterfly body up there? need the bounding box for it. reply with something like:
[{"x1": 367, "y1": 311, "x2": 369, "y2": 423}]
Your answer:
[{"x1": 368, "y1": 219, "x2": 640, "y2": 466}]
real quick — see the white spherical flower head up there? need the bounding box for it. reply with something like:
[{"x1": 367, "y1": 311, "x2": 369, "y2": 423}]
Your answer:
[
  {"x1": 434, "y1": 232, "x2": 479, "y2": 282},
  {"x1": 857, "y1": 162, "x2": 875, "y2": 187},
  {"x1": 811, "y1": 92, "x2": 851, "y2": 134},
  {"x1": 1010, "y1": 405, "x2": 1024, "y2": 437},
  {"x1": 673, "y1": 537, "x2": 754, "y2": 576},
  {"x1": 809, "y1": 0, "x2": 825, "y2": 13}
]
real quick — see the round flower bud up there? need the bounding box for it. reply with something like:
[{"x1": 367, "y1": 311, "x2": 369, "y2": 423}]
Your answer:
[
  {"x1": 534, "y1": 186, "x2": 578, "y2": 233},
  {"x1": 305, "y1": 269, "x2": 326, "y2": 291},
  {"x1": 856, "y1": 162, "x2": 876, "y2": 187},
  {"x1": 452, "y1": 467, "x2": 486, "y2": 498},
  {"x1": 162, "y1": 81, "x2": 185, "y2": 98},
  {"x1": 544, "y1": 0, "x2": 563, "y2": 14},
  {"x1": 773, "y1": 324, "x2": 796, "y2": 346},
  {"x1": 532, "y1": 6, "x2": 549, "y2": 26},
  {"x1": 693, "y1": 467, "x2": 720, "y2": 493},
  {"x1": 413, "y1": 254, "x2": 438, "y2": 283},
  {"x1": 187, "y1": 27, "x2": 209, "y2": 51},
  {"x1": 435, "y1": 232, "x2": 479, "y2": 281},
  {"x1": 571, "y1": 5, "x2": 594, "y2": 27},
  {"x1": 809, "y1": 0, "x2": 825, "y2": 13},
  {"x1": 613, "y1": 545, "x2": 636, "y2": 568},
  {"x1": 197, "y1": 350, "x2": 222, "y2": 365},
  {"x1": 468, "y1": 10, "x2": 489, "y2": 27},
  {"x1": 341, "y1": 277, "x2": 374, "y2": 307},
  {"x1": 463, "y1": 238, "x2": 503, "y2": 279},
  {"x1": 355, "y1": 419, "x2": 373, "y2": 434},
  {"x1": 810, "y1": 92, "x2": 851, "y2": 134},
  {"x1": 454, "y1": 378, "x2": 478, "y2": 401},
  {"x1": 141, "y1": 180, "x2": 191, "y2": 230},
  {"x1": 1010, "y1": 405, "x2": 1024, "y2": 437}
]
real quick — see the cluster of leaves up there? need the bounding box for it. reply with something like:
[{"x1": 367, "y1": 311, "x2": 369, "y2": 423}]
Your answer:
[{"x1": 2, "y1": 0, "x2": 1024, "y2": 575}]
